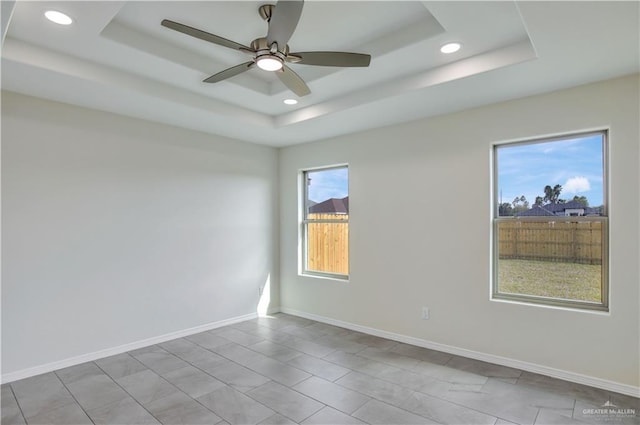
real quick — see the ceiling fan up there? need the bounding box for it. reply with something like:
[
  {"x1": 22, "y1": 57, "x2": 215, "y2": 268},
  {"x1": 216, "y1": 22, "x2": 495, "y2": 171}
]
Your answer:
[{"x1": 161, "y1": 0, "x2": 371, "y2": 97}]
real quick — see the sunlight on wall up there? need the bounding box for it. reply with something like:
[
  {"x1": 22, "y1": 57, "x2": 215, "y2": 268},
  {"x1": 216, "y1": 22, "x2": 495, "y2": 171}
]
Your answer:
[{"x1": 257, "y1": 274, "x2": 271, "y2": 316}]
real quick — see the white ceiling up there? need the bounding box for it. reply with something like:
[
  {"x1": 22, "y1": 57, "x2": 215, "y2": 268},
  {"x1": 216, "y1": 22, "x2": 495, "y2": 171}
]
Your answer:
[{"x1": 2, "y1": 1, "x2": 638, "y2": 147}]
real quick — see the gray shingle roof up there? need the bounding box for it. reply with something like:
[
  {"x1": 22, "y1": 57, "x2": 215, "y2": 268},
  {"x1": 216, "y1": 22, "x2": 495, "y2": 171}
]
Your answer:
[
  {"x1": 516, "y1": 205, "x2": 556, "y2": 216},
  {"x1": 308, "y1": 196, "x2": 349, "y2": 214},
  {"x1": 544, "y1": 200, "x2": 585, "y2": 212},
  {"x1": 516, "y1": 200, "x2": 599, "y2": 217}
]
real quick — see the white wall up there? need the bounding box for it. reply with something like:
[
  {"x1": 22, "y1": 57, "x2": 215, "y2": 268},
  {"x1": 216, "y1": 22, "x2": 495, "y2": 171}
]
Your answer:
[
  {"x1": 279, "y1": 75, "x2": 639, "y2": 390},
  {"x1": 1, "y1": 92, "x2": 279, "y2": 376}
]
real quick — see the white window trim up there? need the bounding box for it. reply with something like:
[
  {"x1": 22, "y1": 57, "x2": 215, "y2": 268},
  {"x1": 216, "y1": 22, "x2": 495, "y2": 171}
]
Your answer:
[
  {"x1": 299, "y1": 165, "x2": 350, "y2": 281},
  {"x1": 491, "y1": 130, "x2": 609, "y2": 312}
]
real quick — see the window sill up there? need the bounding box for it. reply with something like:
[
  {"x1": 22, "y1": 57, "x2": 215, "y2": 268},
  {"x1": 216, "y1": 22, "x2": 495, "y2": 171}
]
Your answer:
[
  {"x1": 491, "y1": 294, "x2": 609, "y2": 314},
  {"x1": 300, "y1": 272, "x2": 349, "y2": 283}
]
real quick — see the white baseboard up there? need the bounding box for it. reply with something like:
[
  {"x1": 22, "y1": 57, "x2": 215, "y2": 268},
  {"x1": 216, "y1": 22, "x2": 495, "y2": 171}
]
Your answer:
[
  {"x1": 280, "y1": 307, "x2": 640, "y2": 398},
  {"x1": 266, "y1": 306, "x2": 281, "y2": 315},
  {"x1": 1, "y1": 312, "x2": 258, "y2": 384}
]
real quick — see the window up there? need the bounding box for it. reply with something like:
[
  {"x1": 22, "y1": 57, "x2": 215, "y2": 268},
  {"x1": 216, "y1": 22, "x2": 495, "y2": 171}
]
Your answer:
[
  {"x1": 302, "y1": 166, "x2": 349, "y2": 279},
  {"x1": 493, "y1": 131, "x2": 608, "y2": 311}
]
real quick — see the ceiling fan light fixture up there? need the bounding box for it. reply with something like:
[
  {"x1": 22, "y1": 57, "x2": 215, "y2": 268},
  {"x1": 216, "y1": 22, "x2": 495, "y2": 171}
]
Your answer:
[
  {"x1": 440, "y1": 42, "x2": 461, "y2": 54},
  {"x1": 45, "y1": 10, "x2": 73, "y2": 25},
  {"x1": 256, "y1": 56, "x2": 283, "y2": 71}
]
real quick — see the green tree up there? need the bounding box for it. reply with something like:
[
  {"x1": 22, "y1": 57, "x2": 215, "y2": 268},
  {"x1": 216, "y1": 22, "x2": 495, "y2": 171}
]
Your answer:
[
  {"x1": 499, "y1": 202, "x2": 514, "y2": 216},
  {"x1": 534, "y1": 196, "x2": 544, "y2": 206},
  {"x1": 511, "y1": 195, "x2": 529, "y2": 214},
  {"x1": 543, "y1": 184, "x2": 564, "y2": 204},
  {"x1": 572, "y1": 195, "x2": 589, "y2": 206}
]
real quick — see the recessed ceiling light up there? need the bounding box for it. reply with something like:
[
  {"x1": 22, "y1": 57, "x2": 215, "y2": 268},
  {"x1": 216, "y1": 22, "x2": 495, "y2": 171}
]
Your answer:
[
  {"x1": 440, "y1": 42, "x2": 461, "y2": 54},
  {"x1": 45, "y1": 10, "x2": 73, "y2": 25},
  {"x1": 283, "y1": 99, "x2": 298, "y2": 105}
]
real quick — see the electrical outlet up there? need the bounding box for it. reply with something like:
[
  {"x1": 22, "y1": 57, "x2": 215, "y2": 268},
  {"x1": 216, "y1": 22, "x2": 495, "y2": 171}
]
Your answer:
[{"x1": 421, "y1": 307, "x2": 430, "y2": 320}]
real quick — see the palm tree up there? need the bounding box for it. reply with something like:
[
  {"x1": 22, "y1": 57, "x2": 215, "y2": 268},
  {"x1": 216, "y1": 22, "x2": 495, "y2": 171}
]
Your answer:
[{"x1": 543, "y1": 184, "x2": 563, "y2": 204}]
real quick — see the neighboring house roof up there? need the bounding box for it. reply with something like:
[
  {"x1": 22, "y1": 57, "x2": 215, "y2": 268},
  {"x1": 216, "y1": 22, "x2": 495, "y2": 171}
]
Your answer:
[
  {"x1": 516, "y1": 200, "x2": 598, "y2": 217},
  {"x1": 544, "y1": 200, "x2": 585, "y2": 212},
  {"x1": 516, "y1": 205, "x2": 556, "y2": 216},
  {"x1": 309, "y1": 196, "x2": 349, "y2": 214}
]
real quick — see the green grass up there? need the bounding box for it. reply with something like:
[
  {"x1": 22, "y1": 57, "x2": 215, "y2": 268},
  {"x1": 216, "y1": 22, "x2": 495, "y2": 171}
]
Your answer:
[{"x1": 498, "y1": 259, "x2": 602, "y2": 302}]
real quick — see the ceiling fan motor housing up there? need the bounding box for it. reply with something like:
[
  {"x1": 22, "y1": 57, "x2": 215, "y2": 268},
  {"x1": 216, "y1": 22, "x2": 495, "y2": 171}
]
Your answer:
[
  {"x1": 251, "y1": 38, "x2": 289, "y2": 70},
  {"x1": 252, "y1": 37, "x2": 287, "y2": 62}
]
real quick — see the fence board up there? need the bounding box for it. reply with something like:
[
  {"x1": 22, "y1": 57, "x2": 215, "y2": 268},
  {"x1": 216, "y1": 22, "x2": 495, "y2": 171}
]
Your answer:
[
  {"x1": 307, "y1": 213, "x2": 349, "y2": 274},
  {"x1": 306, "y1": 216, "x2": 602, "y2": 271},
  {"x1": 498, "y1": 221, "x2": 602, "y2": 264}
]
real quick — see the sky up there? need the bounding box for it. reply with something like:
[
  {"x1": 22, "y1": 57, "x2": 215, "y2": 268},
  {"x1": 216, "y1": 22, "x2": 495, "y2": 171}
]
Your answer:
[
  {"x1": 307, "y1": 167, "x2": 348, "y2": 203},
  {"x1": 496, "y1": 134, "x2": 604, "y2": 208}
]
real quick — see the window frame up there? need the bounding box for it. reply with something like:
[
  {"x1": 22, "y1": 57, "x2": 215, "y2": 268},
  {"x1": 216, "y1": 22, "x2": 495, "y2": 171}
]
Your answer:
[
  {"x1": 491, "y1": 130, "x2": 609, "y2": 312},
  {"x1": 300, "y1": 164, "x2": 350, "y2": 281}
]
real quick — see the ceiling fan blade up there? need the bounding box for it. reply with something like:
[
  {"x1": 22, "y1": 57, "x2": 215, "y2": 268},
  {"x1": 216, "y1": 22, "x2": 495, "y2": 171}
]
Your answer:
[
  {"x1": 161, "y1": 19, "x2": 250, "y2": 52},
  {"x1": 277, "y1": 65, "x2": 310, "y2": 96},
  {"x1": 289, "y1": 52, "x2": 371, "y2": 67},
  {"x1": 266, "y1": 0, "x2": 304, "y2": 47},
  {"x1": 203, "y1": 61, "x2": 254, "y2": 83}
]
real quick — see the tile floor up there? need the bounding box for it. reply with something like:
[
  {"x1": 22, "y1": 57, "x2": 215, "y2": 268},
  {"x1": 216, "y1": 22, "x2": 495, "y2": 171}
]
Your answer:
[{"x1": 2, "y1": 313, "x2": 638, "y2": 425}]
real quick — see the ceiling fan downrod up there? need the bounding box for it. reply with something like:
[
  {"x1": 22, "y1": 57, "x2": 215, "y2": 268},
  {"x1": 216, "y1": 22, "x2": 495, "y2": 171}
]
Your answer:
[{"x1": 258, "y1": 4, "x2": 275, "y2": 22}]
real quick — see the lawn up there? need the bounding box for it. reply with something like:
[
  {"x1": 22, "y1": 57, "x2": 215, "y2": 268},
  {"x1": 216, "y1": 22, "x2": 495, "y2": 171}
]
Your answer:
[{"x1": 498, "y1": 259, "x2": 602, "y2": 302}]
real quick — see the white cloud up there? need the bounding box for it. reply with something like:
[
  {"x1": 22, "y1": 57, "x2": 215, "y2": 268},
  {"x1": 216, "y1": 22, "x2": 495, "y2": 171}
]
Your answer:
[{"x1": 564, "y1": 176, "x2": 591, "y2": 193}]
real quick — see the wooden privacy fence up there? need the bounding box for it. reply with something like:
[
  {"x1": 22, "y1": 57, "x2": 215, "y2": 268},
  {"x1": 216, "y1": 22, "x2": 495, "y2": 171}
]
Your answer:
[
  {"x1": 498, "y1": 220, "x2": 602, "y2": 265},
  {"x1": 307, "y1": 213, "x2": 349, "y2": 274},
  {"x1": 306, "y1": 216, "x2": 602, "y2": 271}
]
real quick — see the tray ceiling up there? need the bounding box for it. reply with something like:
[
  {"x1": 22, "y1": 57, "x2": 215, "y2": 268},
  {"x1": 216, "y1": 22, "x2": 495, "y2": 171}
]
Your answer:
[{"x1": 2, "y1": 1, "x2": 638, "y2": 146}]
